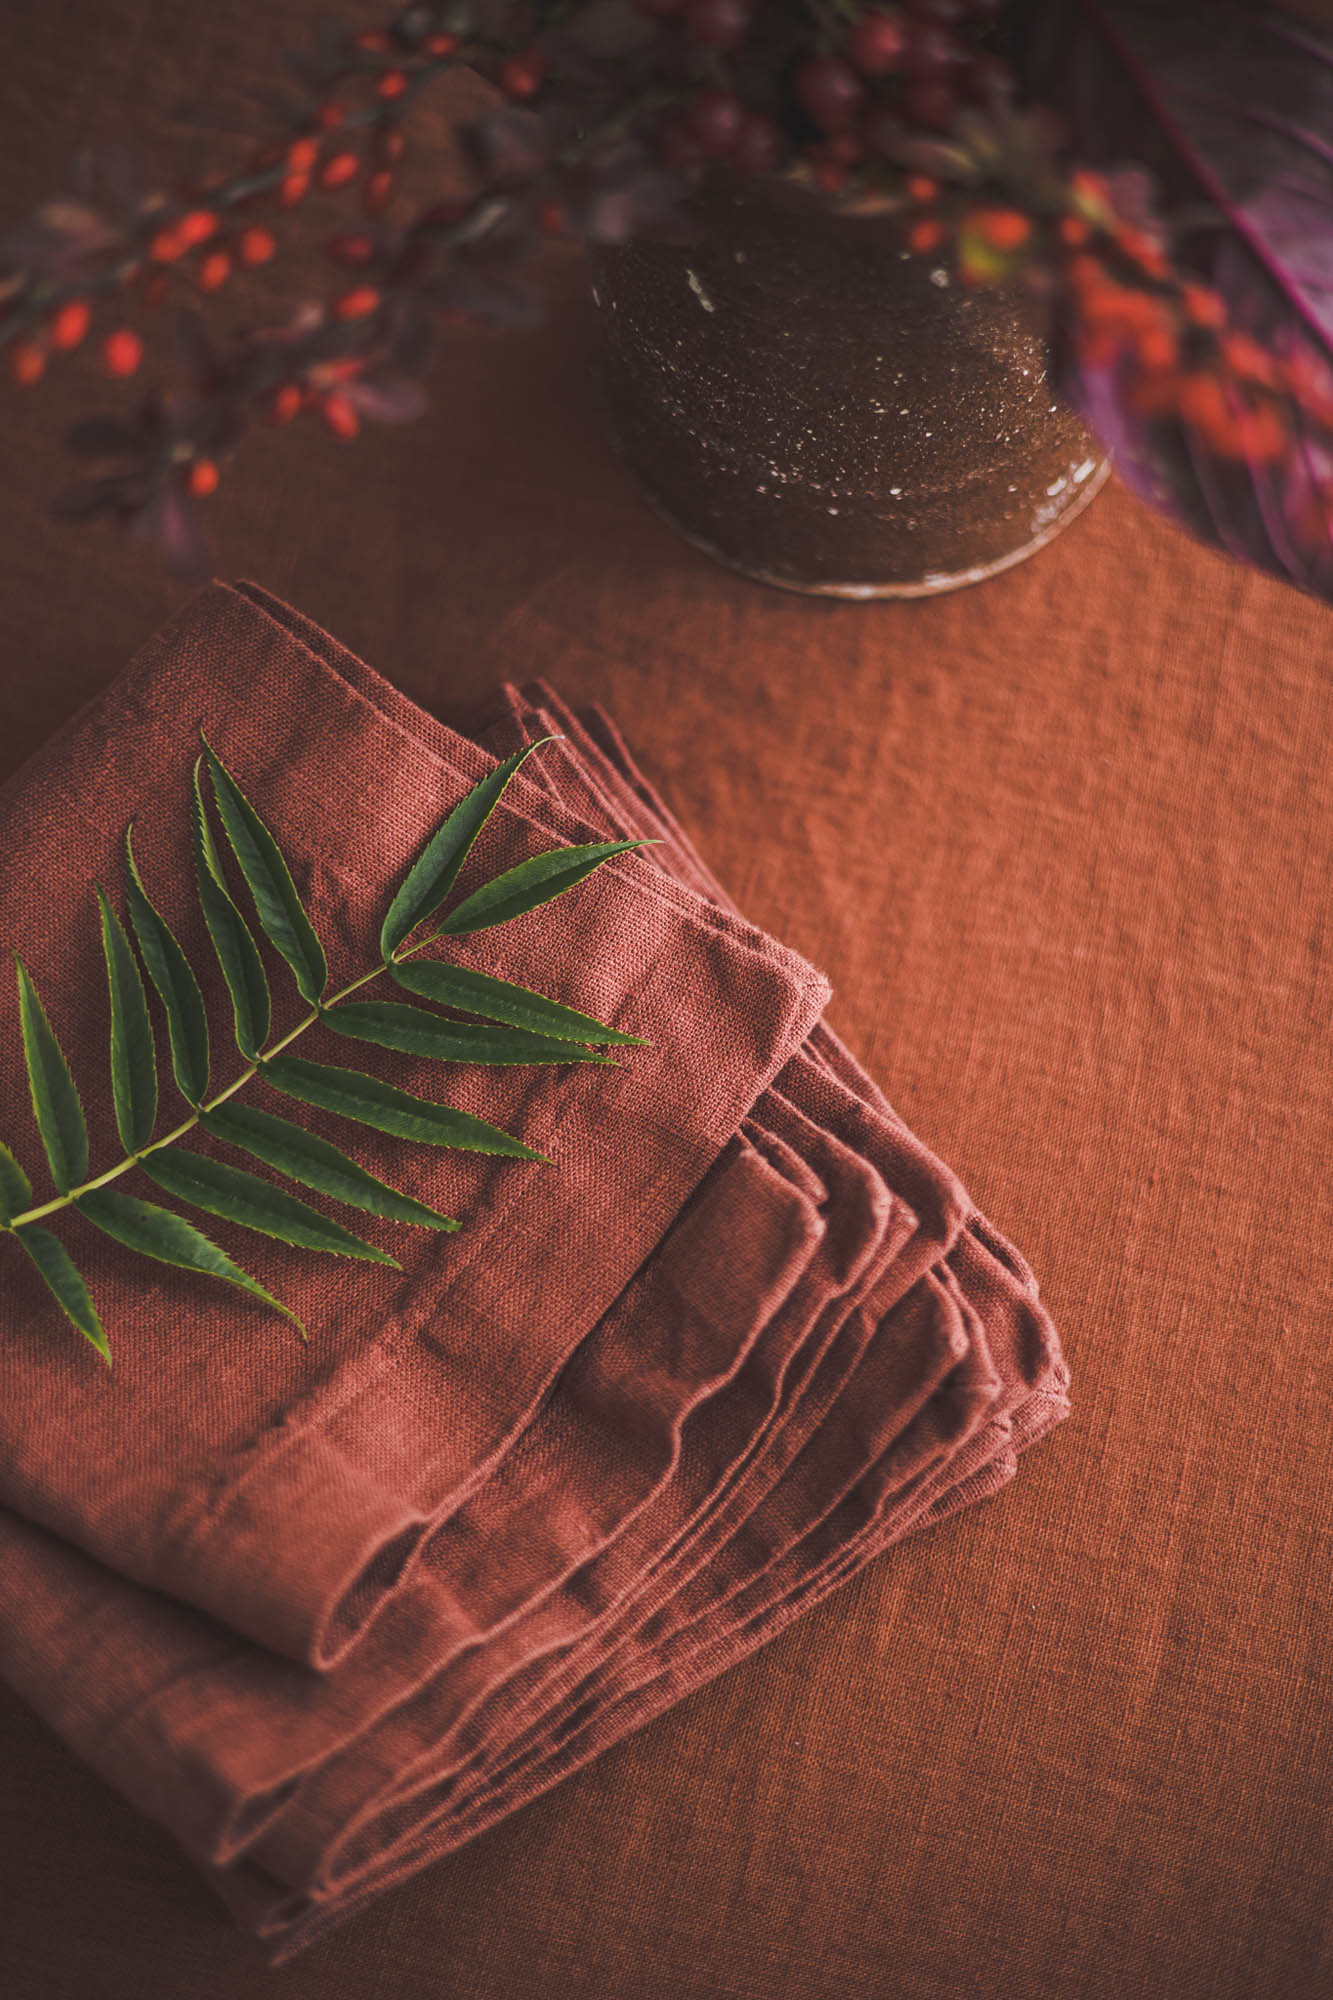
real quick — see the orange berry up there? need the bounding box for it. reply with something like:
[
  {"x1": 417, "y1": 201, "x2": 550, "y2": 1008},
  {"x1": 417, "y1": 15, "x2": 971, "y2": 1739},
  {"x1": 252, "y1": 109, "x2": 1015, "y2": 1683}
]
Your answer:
[
  {"x1": 187, "y1": 457, "x2": 220, "y2": 496},
  {"x1": 237, "y1": 225, "x2": 276, "y2": 266},
  {"x1": 269, "y1": 382, "x2": 303, "y2": 425},
  {"x1": 288, "y1": 136, "x2": 319, "y2": 173},
  {"x1": 906, "y1": 175, "x2": 938, "y2": 204},
  {"x1": 1135, "y1": 324, "x2": 1177, "y2": 372},
  {"x1": 375, "y1": 69, "x2": 408, "y2": 100},
  {"x1": 48, "y1": 298, "x2": 91, "y2": 350},
  {"x1": 102, "y1": 328, "x2": 143, "y2": 377},
  {"x1": 320, "y1": 389, "x2": 360, "y2": 439},
  {"x1": 1181, "y1": 282, "x2": 1226, "y2": 329},
  {"x1": 973, "y1": 208, "x2": 1031, "y2": 253},
  {"x1": 906, "y1": 217, "x2": 944, "y2": 254},
  {"x1": 334, "y1": 284, "x2": 381, "y2": 320},
  {"x1": 278, "y1": 172, "x2": 310, "y2": 208},
  {"x1": 1236, "y1": 405, "x2": 1288, "y2": 464},
  {"x1": 363, "y1": 169, "x2": 394, "y2": 215},
  {"x1": 1221, "y1": 332, "x2": 1276, "y2": 389},
  {"x1": 176, "y1": 208, "x2": 218, "y2": 249},
  {"x1": 1115, "y1": 225, "x2": 1168, "y2": 278},
  {"x1": 1176, "y1": 372, "x2": 1237, "y2": 451},
  {"x1": 10, "y1": 339, "x2": 47, "y2": 385},
  {"x1": 197, "y1": 248, "x2": 231, "y2": 291},
  {"x1": 318, "y1": 150, "x2": 361, "y2": 189}
]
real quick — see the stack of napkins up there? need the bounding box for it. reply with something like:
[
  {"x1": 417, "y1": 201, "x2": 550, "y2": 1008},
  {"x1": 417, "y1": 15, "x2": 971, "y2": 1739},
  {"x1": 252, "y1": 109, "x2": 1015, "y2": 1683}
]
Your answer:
[{"x1": 0, "y1": 584, "x2": 1068, "y2": 1959}]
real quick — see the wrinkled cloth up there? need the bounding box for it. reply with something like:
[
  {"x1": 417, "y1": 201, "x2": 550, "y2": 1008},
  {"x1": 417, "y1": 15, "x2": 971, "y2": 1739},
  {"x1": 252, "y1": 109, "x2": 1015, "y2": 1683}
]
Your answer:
[{"x1": 0, "y1": 583, "x2": 1067, "y2": 1960}]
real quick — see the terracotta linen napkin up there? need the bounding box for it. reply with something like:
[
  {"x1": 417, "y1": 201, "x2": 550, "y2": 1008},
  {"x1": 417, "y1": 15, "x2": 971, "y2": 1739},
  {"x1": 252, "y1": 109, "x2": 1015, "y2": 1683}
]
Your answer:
[
  {"x1": 0, "y1": 583, "x2": 829, "y2": 1669},
  {"x1": 0, "y1": 587, "x2": 1068, "y2": 1964}
]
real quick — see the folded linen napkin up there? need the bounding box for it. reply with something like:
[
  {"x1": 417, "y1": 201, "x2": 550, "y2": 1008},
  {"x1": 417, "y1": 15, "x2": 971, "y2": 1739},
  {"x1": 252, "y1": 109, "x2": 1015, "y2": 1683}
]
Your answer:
[{"x1": 0, "y1": 584, "x2": 1068, "y2": 1961}]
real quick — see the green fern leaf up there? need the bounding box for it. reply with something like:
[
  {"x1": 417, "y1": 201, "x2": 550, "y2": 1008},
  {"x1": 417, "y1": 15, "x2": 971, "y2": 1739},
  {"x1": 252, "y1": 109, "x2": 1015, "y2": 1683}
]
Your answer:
[
  {"x1": 96, "y1": 887, "x2": 158, "y2": 1153},
  {"x1": 260, "y1": 1054, "x2": 547, "y2": 1159},
  {"x1": 322, "y1": 1000, "x2": 613, "y2": 1067},
  {"x1": 380, "y1": 738, "x2": 554, "y2": 960},
  {"x1": 191, "y1": 759, "x2": 271, "y2": 1058},
  {"x1": 202, "y1": 738, "x2": 327, "y2": 1005},
  {"x1": 124, "y1": 828, "x2": 210, "y2": 1106},
  {"x1": 14, "y1": 1225, "x2": 110, "y2": 1363},
  {"x1": 389, "y1": 958, "x2": 644, "y2": 1046},
  {"x1": 201, "y1": 1101, "x2": 458, "y2": 1233},
  {"x1": 77, "y1": 1185, "x2": 303, "y2": 1335},
  {"x1": 0, "y1": 1140, "x2": 33, "y2": 1223},
  {"x1": 14, "y1": 957, "x2": 89, "y2": 1192},
  {"x1": 139, "y1": 1149, "x2": 399, "y2": 1265},
  {"x1": 439, "y1": 840, "x2": 649, "y2": 937}
]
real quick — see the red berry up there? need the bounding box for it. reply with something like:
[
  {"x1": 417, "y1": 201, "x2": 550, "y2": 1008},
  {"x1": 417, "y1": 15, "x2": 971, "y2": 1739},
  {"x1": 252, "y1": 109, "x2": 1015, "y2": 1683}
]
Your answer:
[
  {"x1": 197, "y1": 248, "x2": 231, "y2": 291},
  {"x1": 187, "y1": 457, "x2": 219, "y2": 497},
  {"x1": 320, "y1": 389, "x2": 360, "y2": 439},
  {"x1": 279, "y1": 172, "x2": 311, "y2": 208},
  {"x1": 176, "y1": 208, "x2": 217, "y2": 249},
  {"x1": 686, "y1": 89, "x2": 745, "y2": 156},
  {"x1": 334, "y1": 284, "x2": 381, "y2": 319},
  {"x1": 539, "y1": 199, "x2": 566, "y2": 235},
  {"x1": 847, "y1": 10, "x2": 907, "y2": 76},
  {"x1": 102, "y1": 328, "x2": 143, "y2": 377},
  {"x1": 375, "y1": 69, "x2": 408, "y2": 99},
  {"x1": 315, "y1": 100, "x2": 346, "y2": 130},
  {"x1": 49, "y1": 298, "x2": 91, "y2": 350},
  {"x1": 497, "y1": 48, "x2": 546, "y2": 98},
  {"x1": 148, "y1": 225, "x2": 185, "y2": 262},
  {"x1": 906, "y1": 216, "x2": 944, "y2": 254},
  {"x1": 682, "y1": 0, "x2": 752, "y2": 53},
  {"x1": 288, "y1": 136, "x2": 320, "y2": 173},
  {"x1": 10, "y1": 340, "x2": 46, "y2": 385},
  {"x1": 425, "y1": 32, "x2": 459, "y2": 55},
  {"x1": 796, "y1": 54, "x2": 865, "y2": 133},
  {"x1": 731, "y1": 110, "x2": 782, "y2": 176},
  {"x1": 375, "y1": 125, "x2": 407, "y2": 164},
  {"x1": 269, "y1": 383, "x2": 303, "y2": 425},
  {"x1": 319, "y1": 150, "x2": 361, "y2": 189},
  {"x1": 354, "y1": 29, "x2": 392, "y2": 52},
  {"x1": 237, "y1": 225, "x2": 276, "y2": 266}
]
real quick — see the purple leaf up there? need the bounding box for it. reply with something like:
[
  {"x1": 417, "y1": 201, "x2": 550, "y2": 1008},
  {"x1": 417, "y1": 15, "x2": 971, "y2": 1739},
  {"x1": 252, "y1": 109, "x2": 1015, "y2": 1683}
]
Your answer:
[{"x1": 1022, "y1": 0, "x2": 1333, "y2": 602}]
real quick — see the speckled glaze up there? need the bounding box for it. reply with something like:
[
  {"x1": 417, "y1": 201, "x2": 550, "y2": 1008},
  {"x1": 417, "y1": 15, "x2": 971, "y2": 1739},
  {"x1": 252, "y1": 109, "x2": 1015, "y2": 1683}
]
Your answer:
[{"x1": 589, "y1": 173, "x2": 1107, "y2": 596}]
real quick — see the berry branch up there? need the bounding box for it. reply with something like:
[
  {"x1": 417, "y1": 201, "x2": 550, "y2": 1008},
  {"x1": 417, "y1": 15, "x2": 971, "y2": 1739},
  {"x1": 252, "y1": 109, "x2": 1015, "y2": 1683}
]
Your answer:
[{"x1": 1, "y1": 0, "x2": 1329, "y2": 592}]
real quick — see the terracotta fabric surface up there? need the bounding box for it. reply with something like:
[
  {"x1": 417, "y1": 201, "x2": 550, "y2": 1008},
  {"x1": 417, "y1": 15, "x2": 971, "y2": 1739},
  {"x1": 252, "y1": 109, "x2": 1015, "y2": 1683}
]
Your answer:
[
  {"x1": 0, "y1": 579, "x2": 1065, "y2": 1960},
  {"x1": 1, "y1": 4, "x2": 1332, "y2": 1994}
]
